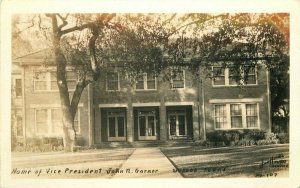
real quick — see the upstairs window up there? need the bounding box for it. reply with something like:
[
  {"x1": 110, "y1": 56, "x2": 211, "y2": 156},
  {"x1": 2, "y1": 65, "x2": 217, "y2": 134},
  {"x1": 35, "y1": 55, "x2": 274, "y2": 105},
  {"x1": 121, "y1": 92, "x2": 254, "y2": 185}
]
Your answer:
[
  {"x1": 34, "y1": 70, "x2": 78, "y2": 91},
  {"x1": 171, "y1": 70, "x2": 185, "y2": 89},
  {"x1": 135, "y1": 73, "x2": 156, "y2": 90},
  {"x1": 15, "y1": 79, "x2": 22, "y2": 97},
  {"x1": 107, "y1": 72, "x2": 119, "y2": 91},
  {"x1": 34, "y1": 72, "x2": 48, "y2": 91},
  {"x1": 212, "y1": 67, "x2": 225, "y2": 86},
  {"x1": 212, "y1": 65, "x2": 257, "y2": 86}
]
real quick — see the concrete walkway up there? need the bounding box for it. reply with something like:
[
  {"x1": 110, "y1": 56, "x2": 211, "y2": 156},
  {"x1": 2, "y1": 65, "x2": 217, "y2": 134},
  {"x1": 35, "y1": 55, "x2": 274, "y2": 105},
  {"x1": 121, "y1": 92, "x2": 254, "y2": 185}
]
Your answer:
[{"x1": 113, "y1": 148, "x2": 182, "y2": 178}]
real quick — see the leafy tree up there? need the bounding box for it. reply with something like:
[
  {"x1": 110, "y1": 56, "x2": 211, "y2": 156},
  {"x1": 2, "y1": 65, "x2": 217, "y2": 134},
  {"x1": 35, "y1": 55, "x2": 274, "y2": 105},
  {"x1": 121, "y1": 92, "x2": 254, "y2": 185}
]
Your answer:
[{"x1": 13, "y1": 13, "x2": 289, "y2": 151}]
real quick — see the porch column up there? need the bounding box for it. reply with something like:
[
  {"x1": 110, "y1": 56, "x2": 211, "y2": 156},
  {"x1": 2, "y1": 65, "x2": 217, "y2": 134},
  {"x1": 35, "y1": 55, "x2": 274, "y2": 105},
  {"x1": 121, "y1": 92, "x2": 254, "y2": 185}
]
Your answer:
[
  {"x1": 192, "y1": 105, "x2": 200, "y2": 141},
  {"x1": 126, "y1": 87, "x2": 134, "y2": 142},
  {"x1": 159, "y1": 100, "x2": 167, "y2": 141}
]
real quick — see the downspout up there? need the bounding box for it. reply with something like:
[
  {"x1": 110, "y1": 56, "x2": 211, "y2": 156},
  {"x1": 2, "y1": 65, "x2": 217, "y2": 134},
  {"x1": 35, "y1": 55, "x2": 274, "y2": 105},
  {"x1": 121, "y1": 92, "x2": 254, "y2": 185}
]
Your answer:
[
  {"x1": 266, "y1": 68, "x2": 272, "y2": 133},
  {"x1": 201, "y1": 77, "x2": 206, "y2": 140},
  {"x1": 22, "y1": 65, "x2": 26, "y2": 145}
]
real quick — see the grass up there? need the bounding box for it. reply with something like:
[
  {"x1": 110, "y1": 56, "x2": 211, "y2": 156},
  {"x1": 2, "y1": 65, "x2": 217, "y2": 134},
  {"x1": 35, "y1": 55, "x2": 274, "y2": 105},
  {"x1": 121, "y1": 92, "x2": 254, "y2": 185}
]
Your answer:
[
  {"x1": 11, "y1": 148, "x2": 135, "y2": 178},
  {"x1": 160, "y1": 144, "x2": 289, "y2": 178}
]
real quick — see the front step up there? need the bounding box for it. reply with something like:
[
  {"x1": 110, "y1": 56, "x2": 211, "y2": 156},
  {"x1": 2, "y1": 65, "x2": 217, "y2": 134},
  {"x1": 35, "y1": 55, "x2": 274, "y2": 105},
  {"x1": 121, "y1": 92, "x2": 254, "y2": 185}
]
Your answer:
[{"x1": 93, "y1": 139, "x2": 195, "y2": 149}]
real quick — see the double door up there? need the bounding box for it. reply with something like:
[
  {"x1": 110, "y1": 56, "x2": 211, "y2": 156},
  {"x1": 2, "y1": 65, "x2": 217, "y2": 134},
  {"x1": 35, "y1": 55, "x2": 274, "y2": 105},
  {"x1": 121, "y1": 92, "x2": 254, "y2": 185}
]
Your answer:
[
  {"x1": 168, "y1": 113, "x2": 187, "y2": 139},
  {"x1": 138, "y1": 110, "x2": 157, "y2": 140}
]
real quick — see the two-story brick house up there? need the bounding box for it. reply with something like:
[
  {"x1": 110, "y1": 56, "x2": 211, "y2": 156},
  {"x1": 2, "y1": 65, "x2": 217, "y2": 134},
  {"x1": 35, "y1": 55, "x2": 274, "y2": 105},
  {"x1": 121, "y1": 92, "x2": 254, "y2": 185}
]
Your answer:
[{"x1": 12, "y1": 49, "x2": 271, "y2": 147}]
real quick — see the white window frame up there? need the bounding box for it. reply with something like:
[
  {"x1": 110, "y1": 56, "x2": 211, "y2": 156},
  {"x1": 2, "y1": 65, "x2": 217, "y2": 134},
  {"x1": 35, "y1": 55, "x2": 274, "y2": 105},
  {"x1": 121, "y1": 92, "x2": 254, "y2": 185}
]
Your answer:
[
  {"x1": 33, "y1": 70, "x2": 77, "y2": 92},
  {"x1": 34, "y1": 107, "x2": 81, "y2": 136},
  {"x1": 107, "y1": 109, "x2": 126, "y2": 141},
  {"x1": 171, "y1": 70, "x2": 185, "y2": 89},
  {"x1": 212, "y1": 66, "x2": 226, "y2": 86},
  {"x1": 135, "y1": 73, "x2": 157, "y2": 91},
  {"x1": 106, "y1": 72, "x2": 120, "y2": 91},
  {"x1": 213, "y1": 103, "x2": 260, "y2": 130},
  {"x1": 212, "y1": 65, "x2": 257, "y2": 87},
  {"x1": 13, "y1": 76, "x2": 23, "y2": 98}
]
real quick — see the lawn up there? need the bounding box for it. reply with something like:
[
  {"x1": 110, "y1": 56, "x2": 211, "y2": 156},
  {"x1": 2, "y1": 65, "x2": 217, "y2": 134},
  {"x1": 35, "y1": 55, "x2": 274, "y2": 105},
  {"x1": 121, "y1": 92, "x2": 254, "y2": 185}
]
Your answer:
[
  {"x1": 160, "y1": 144, "x2": 289, "y2": 178},
  {"x1": 11, "y1": 148, "x2": 135, "y2": 178}
]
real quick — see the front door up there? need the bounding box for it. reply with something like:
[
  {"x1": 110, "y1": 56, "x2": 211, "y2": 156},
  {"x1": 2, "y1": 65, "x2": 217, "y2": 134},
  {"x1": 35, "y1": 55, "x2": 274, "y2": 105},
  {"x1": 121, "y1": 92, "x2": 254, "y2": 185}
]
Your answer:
[
  {"x1": 107, "y1": 110, "x2": 126, "y2": 141},
  {"x1": 138, "y1": 110, "x2": 157, "y2": 140},
  {"x1": 168, "y1": 113, "x2": 187, "y2": 139}
]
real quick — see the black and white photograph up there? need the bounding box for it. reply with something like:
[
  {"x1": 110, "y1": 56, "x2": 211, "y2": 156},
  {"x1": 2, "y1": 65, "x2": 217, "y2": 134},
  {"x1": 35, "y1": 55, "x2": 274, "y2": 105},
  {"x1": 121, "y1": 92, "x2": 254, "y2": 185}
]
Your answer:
[{"x1": 1, "y1": 0, "x2": 299, "y2": 188}]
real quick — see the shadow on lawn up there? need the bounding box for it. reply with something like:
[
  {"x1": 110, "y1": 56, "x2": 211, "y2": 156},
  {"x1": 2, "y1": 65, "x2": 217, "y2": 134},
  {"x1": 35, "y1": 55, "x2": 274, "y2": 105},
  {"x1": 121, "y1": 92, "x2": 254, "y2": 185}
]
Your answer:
[{"x1": 161, "y1": 144, "x2": 289, "y2": 178}]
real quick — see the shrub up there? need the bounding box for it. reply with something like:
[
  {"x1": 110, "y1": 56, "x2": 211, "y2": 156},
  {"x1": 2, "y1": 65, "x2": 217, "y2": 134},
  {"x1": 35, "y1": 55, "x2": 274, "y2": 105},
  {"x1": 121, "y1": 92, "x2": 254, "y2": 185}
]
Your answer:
[
  {"x1": 15, "y1": 137, "x2": 64, "y2": 152},
  {"x1": 276, "y1": 133, "x2": 289, "y2": 144},
  {"x1": 206, "y1": 129, "x2": 267, "y2": 147}
]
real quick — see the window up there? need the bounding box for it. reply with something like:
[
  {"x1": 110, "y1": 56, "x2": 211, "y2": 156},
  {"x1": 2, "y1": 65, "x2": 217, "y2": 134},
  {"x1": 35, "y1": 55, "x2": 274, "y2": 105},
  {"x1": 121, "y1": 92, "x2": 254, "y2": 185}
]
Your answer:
[
  {"x1": 35, "y1": 107, "x2": 81, "y2": 135},
  {"x1": 214, "y1": 103, "x2": 259, "y2": 129},
  {"x1": 230, "y1": 104, "x2": 243, "y2": 128},
  {"x1": 35, "y1": 109, "x2": 48, "y2": 134},
  {"x1": 212, "y1": 67, "x2": 225, "y2": 86},
  {"x1": 34, "y1": 70, "x2": 78, "y2": 91},
  {"x1": 135, "y1": 73, "x2": 156, "y2": 90},
  {"x1": 34, "y1": 72, "x2": 48, "y2": 91},
  {"x1": 15, "y1": 79, "x2": 22, "y2": 97},
  {"x1": 243, "y1": 66, "x2": 256, "y2": 84},
  {"x1": 214, "y1": 105, "x2": 227, "y2": 128},
  {"x1": 246, "y1": 104, "x2": 258, "y2": 127},
  {"x1": 171, "y1": 70, "x2": 185, "y2": 89},
  {"x1": 13, "y1": 109, "x2": 23, "y2": 137},
  {"x1": 212, "y1": 65, "x2": 257, "y2": 86},
  {"x1": 107, "y1": 72, "x2": 119, "y2": 91},
  {"x1": 107, "y1": 109, "x2": 126, "y2": 141}
]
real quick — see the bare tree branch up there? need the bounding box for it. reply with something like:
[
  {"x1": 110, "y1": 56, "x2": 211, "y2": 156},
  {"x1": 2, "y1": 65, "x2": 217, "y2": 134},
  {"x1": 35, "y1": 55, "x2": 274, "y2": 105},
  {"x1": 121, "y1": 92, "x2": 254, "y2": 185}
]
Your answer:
[{"x1": 56, "y1": 13, "x2": 69, "y2": 30}]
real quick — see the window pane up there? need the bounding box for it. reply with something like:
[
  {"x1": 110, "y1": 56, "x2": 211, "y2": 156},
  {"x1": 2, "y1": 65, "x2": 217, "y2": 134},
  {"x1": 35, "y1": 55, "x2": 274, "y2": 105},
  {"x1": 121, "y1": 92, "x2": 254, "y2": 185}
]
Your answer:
[
  {"x1": 230, "y1": 104, "x2": 242, "y2": 115},
  {"x1": 215, "y1": 105, "x2": 226, "y2": 116},
  {"x1": 169, "y1": 115, "x2": 176, "y2": 135},
  {"x1": 214, "y1": 76, "x2": 225, "y2": 85},
  {"x1": 148, "y1": 116, "x2": 155, "y2": 136},
  {"x1": 230, "y1": 104, "x2": 242, "y2": 128},
  {"x1": 50, "y1": 72, "x2": 57, "y2": 81},
  {"x1": 246, "y1": 117, "x2": 258, "y2": 127},
  {"x1": 51, "y1": 81, "x2": 58, "y2": 90},
  {"x1": 147, "y1": 80, "x2": 155, "y2": 89},
  {"x1": 36, "y1": 122, "x2": 48, "y2": 133},
  {"x1": 245, "y1": 75, "x2": 256, "y2": 84},
  {"x1": 215, "y1": 105, "x2": 226, "y2": 128},
  {"x1": 246, "y1": 104, "x2": 257, "y2": 116},
  {"x1": 117, "y1": 117, "x2": 125, "y2": 137},
  {"x1": 136, "y1": 81, "x2": 144, "y2": 89},
  {"x1": 173, "y1": 80, "x2": 184, "y2": 88},
  {"x1": 51, "y1": 109, "x2": 62, "y2": 133},
  {"x1": 139, "y1": 116, "x2": 146, "y2": 136},
  {"x1": 213, "y1": 67, "x2": 225, "y2": 85},
  {"x1": 52, "y1": 121, "x2": 63, "y2": 133},
  {"x1": 15, "y1": 79, "x2": 22, "y2": 97},
  {"x1": 178, "y1": 115, "x2": 186, "y2": 135},
  {"x1": 246, "y1": 104, "x2": 258, "y2": 127},
  {"x1": 36, "y1": 109, "x2": 47, "y2": 122},
  {"x1": 36, "y1": 109, "x2": 48, "y2": 133},
  {"x1": 216, "y1": 117, "x2": 226, "y2": 128},
  {"x1": 229, "y1": 68, "x2": 239, "y2": 85},
  {"x1": 231, "y1": 117, "x2": 243, "y2": 128},
  {"x1": 109, "y1": 117, "x2": 116, "y2": 137},
  {"x1": 172, "y1": 70, "x2": 184, "y2": 88},
  {"x1": 51, "y1": 109, "x2": 61, "y2": 121},
  {"x1": 16, "y1": 116, "x2": 23, "y2": 136}
]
